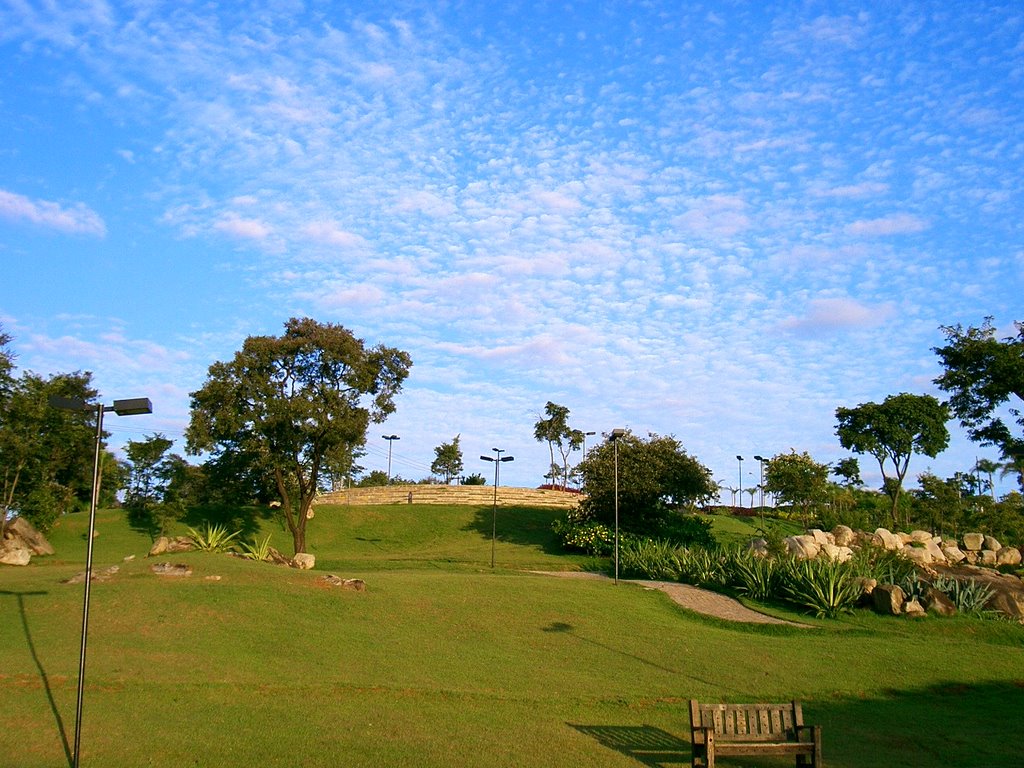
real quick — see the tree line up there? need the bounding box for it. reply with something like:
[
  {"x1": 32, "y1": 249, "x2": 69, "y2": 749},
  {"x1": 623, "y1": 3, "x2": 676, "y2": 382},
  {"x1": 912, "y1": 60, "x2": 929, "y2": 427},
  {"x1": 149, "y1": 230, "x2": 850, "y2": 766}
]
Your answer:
[{"x1": 1, "y1": 317, "x2": 1022, "y2": 554}]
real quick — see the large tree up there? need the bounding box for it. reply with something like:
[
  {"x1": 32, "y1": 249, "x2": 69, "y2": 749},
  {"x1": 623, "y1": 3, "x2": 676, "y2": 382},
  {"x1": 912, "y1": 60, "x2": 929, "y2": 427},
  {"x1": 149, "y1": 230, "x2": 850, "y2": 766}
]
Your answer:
[
  {"x1": 431, "y1": 434, "x2": 463, "y2": 484},
  {"x1": 533, "y1": 401, "x2": 583, "y2": 490},
  {"x1": 186, "y1": 318, "x2": 411, "y2": 555},
  {"x1": 0, "y1": 370, "x2": 102, "y2": 532},
  {"x1": 934, "y1": 318, "x2": 1024, "y2": 490},
  {"x1": 835, "y1": 393, "x2": 950, "y2": 526},
  {"x1": 577, "y1": 431, "x2": 716, "y2": 533}
]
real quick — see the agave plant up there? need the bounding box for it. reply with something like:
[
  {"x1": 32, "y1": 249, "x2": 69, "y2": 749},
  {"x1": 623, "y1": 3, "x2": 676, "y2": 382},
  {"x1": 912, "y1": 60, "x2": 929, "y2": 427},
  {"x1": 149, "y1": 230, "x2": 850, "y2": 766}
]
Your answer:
[
  {"x1": 186, "y1": 523, "x2": 241, "y2": 553},
  {"x1": 727, "y1": 548, "x2": 780, "y2": 602},
  {"x1": 677, "y1": 547, "x2": 726, "y2": 589},
  {"x1": 238, "y1": 533, "x2": 273, "y2": 562},
  {"x1": 618, "y1": 538, "x2": 682, "y2": 581},
  {"x1": 780, "y1": 556, "x2": 861, "y2": 618},
  {"x1": 932, "y1": 575, "x2": 995, "y2": 616}
]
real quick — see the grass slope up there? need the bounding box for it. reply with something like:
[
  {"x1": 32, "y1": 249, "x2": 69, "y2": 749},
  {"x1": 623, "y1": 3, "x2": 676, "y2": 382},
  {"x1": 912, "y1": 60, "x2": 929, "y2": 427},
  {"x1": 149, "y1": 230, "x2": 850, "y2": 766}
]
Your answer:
[{"x1": 1, "y1": 506, "x2": 1022, "y2": 767}]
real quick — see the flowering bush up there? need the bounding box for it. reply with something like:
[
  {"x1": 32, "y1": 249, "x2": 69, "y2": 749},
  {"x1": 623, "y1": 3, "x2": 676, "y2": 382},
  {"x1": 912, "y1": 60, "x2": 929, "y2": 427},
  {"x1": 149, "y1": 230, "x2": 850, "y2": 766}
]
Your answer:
[{"x1": 552, "y1": 513, "x2": 615, "y2": 556}]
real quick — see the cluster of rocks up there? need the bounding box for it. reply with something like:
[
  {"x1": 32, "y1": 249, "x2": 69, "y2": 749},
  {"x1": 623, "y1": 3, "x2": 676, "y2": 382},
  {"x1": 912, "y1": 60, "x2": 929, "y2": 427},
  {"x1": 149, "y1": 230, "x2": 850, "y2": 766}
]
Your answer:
[
  {"x1": 146, "y1": 534, "x2": 317, "y2": 570},
  {"x1": 750, "y1": 525, "x2": 1023, "y2": 570},
  {"x1": 1, "y1": 517, "x2": 54, "y2": 565}
]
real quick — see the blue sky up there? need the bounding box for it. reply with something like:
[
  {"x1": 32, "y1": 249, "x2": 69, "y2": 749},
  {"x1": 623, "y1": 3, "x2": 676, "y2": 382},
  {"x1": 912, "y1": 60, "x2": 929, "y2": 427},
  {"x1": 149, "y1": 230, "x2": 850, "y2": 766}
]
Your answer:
[{"x1": 1, "y1": 1, "x2": 1021, "y2": 497}]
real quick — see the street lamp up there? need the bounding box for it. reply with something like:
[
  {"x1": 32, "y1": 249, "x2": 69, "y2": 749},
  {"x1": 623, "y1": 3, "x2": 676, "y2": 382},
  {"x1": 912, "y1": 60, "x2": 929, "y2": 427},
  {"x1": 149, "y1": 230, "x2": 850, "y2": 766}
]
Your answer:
[
  {"x1": 382, "y1": 434, "x2": 400, "y2": 482},
  {"x1": 480, "y1": 448, "x2": 514, "y2": 568},
  {"x1": 754, "y1": 455, "x2": 767, "y2": 530},
  {"x1": 736, "y1": 455, "x2": 744, "y2": 511},
  {"x1": 49, "y1": 394, "x2": 152, "y2": 768},
  {"x1": 609, "y1": 429, "x2": 626, "y2": 584}
]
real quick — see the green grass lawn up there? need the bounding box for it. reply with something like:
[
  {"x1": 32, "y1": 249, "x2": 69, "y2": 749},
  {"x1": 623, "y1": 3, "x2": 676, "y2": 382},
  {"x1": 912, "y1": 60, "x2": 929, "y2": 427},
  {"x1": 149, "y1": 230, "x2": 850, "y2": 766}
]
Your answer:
[{"x1": 2, "y1": 505, "x2": 1022, "y2": 767}]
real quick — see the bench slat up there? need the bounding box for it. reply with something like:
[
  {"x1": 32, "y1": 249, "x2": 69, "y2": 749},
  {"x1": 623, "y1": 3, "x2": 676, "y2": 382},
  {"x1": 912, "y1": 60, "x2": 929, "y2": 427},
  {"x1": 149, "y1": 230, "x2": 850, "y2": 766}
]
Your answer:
[{"x1": 689, "y1": 700, "x2": 821, "y2": 768}]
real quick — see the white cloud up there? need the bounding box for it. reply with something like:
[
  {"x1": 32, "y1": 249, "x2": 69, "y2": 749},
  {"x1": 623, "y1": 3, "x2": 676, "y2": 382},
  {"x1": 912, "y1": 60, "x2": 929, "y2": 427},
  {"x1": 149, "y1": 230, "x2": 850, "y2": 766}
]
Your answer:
[
  {"x1": 845, "y1": 214, "x2": 930, "y2": 236},
  {"x1": 214, "y1": 214, "x2": 273, "y2": 241},
  {"x1": 782, "y1": 297, "x2": 895, "y2": 333},
  {"x1": 0, "y1": 189, "x2": 106, "y2": 236}
]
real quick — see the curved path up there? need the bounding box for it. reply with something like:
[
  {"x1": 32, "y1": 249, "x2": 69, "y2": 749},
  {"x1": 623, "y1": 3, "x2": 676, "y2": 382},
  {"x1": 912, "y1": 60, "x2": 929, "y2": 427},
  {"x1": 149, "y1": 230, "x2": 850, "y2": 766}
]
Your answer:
[{"x1": 531, "y1": 571, "x2": 801, "y2": 626}]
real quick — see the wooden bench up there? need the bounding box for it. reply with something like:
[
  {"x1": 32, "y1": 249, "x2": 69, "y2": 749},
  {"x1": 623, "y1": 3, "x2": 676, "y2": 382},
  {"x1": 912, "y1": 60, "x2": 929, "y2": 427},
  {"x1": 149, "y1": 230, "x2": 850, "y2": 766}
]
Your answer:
[{"x1": 689, "y1": 699, "x2": 822, "y2": 767}]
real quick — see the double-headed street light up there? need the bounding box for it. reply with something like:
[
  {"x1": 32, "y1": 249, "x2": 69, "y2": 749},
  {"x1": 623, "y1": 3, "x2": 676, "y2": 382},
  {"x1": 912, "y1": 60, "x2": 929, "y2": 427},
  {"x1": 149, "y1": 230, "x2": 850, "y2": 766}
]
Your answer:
[
  {"x1": 49, "y1": 394, "x2": 152, "y2": 768},
  {"x1": 382, "y1": 434, "x2": 400, "y2": 481},
  {"x1": 480, "y1": 448, "x2": 514, "y2": 568},
  {"x1": 609, "y1": 429, "x2": 626, "y2": 584}
]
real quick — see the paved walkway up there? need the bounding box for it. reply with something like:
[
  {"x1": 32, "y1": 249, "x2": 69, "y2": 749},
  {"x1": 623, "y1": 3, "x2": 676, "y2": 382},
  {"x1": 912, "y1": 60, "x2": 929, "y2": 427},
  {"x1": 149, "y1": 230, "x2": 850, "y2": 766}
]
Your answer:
[{"x1": 530, "y1": 571, "x2": 801, "y2": 626}]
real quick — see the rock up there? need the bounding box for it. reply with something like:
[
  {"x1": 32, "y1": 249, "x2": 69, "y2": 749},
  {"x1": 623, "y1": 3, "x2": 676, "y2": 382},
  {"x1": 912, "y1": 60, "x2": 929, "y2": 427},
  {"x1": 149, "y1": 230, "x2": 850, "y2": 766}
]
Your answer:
[
  {"x1": 7, "y1": 516, "x2": 56, "y2": 556},
  {"x1": 832, "y1": 525, "x2": 856, "y2": 547},
  {"x1": 925, "y1": 541, "x2": 946, "y2": 564},
  {"x1": 980, "y1": 550, "x2": 998, "y2": 567},
  {"x1": 320, "y1": 575, "x2": 367, "y2": 590},
  {"x1": 63, "y1": 565, "x2": 120, "y2": 584},
  {"x1": 0, "y1": 545, "x2": 32, "y2": 566},
  {"x1": 748, "y1": 538, "x2": 769, "y2": 556},
  {"x1": 150, "y1": 562, "x2": 193, "y2": 577},
  {"x1": 267, "y1": 547, "x2": 292, "y2": 566},
  {"x1": 942, "y1": 545, "x2": 967, "y2": 564},
  {"x1": 996, "y1": 547, "x2": 1022, "y2": 567},
  {"x1": 922, "y1": 587, "x2": 957, "y2": 617},
  {"x1": 903, "y1": 598, "x2": 926, "y2": 617},
  {"x1": 903, "y1": 545, "x2": 932, "y2": 566},
  {"x1": 820, "y1": 543, "x2": 853, "y2": 563},
  {"x1": 205, "y1": 575, "x2": 222, "y2": 581},
  {"x1": 166, "y1": 536, "x2": 194, "y2": 553},
  {"x1": 306, "y1": 508, "x2": 315, "y2": 519},
  {"x1": 874, "y1": 528, "x2": 903, "y2": 551},
  {"x1": 909, "y1": 530, "x2": 932, "y2": 544},
  {"x1": 148, "y1": 536, "x2": 170, "y2": 556},
  {"x1": 809, "y1": 529, "x2": 832, "y2": 546},
  {"x1": 292, "y1": 552, "x2": 316, "y2": 570},
  {"x1": 123, "y1": 554, "x2": 136, "y2": 562},
  {"x1": 962, "y1": 533, "x2": 984, "y2": 551},
  {"x1": 983, "y1": 535, "x2": 1002, "y2": 552},
  {"x1": 857, "y1": 577, "x2": 878, "y2": 606},
  {"x1": 873, "y1": 584, "x2": 906, "y2": 615},
  {"x1": 898, "y1": 532, "x2": 912, "y2": 545},
  {"x1": 785, "y1": 535, "x2": 819, "y2": 559}
]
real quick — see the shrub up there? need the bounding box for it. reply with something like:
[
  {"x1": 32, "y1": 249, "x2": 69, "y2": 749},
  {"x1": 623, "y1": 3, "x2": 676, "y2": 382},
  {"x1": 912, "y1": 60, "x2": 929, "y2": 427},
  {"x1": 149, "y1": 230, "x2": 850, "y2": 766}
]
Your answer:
[
  {"x1": 932, "y1": 576, "x2": 995, "y2": 616},
  {"x1": 238, "y1": 533, "x2": 273, "y2": 562},
  {"x1": 187, "y1": 522, "x2": 241, "y2": 553},
  {"x1": 676, "y1": 547, "x2": 727, "y2": 589},
  {"x1": 618, "y1": 538, "x2": 681, "y2": 581},
  {"x1": 725, "y1": 547, "x2": 781, "y2": 602},
  {"x1": 552, "y1": 513, "x2": 615, "y2": 556},
  {"x1": 779, "y1": 557, "x2": 861, "y2": 618}
]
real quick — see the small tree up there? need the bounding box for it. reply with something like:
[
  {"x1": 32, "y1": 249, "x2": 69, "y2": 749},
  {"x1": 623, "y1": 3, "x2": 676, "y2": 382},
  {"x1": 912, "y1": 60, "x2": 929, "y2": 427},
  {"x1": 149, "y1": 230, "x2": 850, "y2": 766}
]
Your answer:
[
  {"x1": 763, "y1": 450, "x2": 831, "y2": 527},
  {"x1": 835, "y1": 393, "x2": 950, "y2": 527},
  {"x1": 832, "y1": 457, "x2": 863, "y2": 487},
  {"x1": 430, "y1": 434, "x2": 464, "y2": 484},
  {"x1": 533, "y1": 402, "x2": 583, "y2": 490}
]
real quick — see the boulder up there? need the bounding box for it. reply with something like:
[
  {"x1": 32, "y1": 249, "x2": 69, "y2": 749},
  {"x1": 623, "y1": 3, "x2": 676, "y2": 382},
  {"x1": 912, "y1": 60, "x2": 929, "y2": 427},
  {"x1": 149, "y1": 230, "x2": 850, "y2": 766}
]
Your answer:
[
  {"x1": 874, "y1": 528, "x2": 903, "y2": 551},
  {"x1": 902, "y1": 545, "x2": 931, "y2": 566},
  {"x1": 873, "y1": 584, "x2": 906, "y2": 615},
  {"x1": 166, "y1": 536, "x2": 194, "y2": 553},
  {"x1": 925, "y1": 540, "x2": 947, "y2": 564},
  {"x1": 785, "y1": 535, "x2": 819, "y2": 560},
  {"x1": 983, "y1": 535, "x2": 1002, "y2": 552},
  {"x1": 980, "y1": 550, "x2": 998, "y2": 567},
  {"x1": 832, "y1": 525, "x2": 856, "y2": 547},
  {"x1": 148, "y1": 536, "x2": 170, "y2": 556},
  {"x1": 292, "y1": 552, "x2": 316, "y2": 570},
  {"x1": 909, "y1": 530, "x2": 932, "y2": 544},
  {"x1": 942, "y1": 545, "x2": 967, "y2": 565},
  {"x1": 922, "y1": 587, "x2": 957, "y2": 617},
  {"x1": 748, "y1": 538, "x2": 769, "y2": 556},
  {"x1": 996, "y1": 547, "x2": 1022, "y2": 567},
  {"x1": 903, "y1": 598, "x2": 926, "y2": 618},
  {"x1": 0, "y1": 545, "x2": 32, "y2": 566},
  {"x1": 820, "y1": 543, "x2": 853, "y2": 563},
  {"x1": 7, "y1": 517, "x2": 55, "y2": 556},
  {"x1": 962, "y1": 533, "x2": 984, "y2": 551},
  {"x1": 809, "y1": 529, "x2": 832, "y2": 546},
  {"x1": 267, "y1": 547, "x2": 292, "y2": 566},
  {"x1": 857, "y1": 577, "x2": 878, "y2": 606}
]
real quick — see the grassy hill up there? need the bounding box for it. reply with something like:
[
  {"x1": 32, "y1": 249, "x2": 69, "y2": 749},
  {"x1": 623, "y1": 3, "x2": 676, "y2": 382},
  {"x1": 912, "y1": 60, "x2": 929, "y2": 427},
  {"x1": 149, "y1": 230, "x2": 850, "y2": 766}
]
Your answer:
[{"x1": 2, "y1": 505, "x2": 1022, "y2": 767}]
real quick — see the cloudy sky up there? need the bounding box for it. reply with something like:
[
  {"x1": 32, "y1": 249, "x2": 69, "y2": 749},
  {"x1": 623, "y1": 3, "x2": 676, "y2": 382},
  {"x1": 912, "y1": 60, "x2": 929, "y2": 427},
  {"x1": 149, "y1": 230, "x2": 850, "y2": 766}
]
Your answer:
[{"x1": 1, "y1": 1, "x2": 1021, "y2": 496}]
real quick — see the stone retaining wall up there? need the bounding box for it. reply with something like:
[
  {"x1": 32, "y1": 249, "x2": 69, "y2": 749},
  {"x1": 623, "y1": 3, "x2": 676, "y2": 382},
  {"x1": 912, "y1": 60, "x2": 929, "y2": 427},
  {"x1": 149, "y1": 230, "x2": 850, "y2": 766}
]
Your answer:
[{"x1": 314, "y1": 484, "x2": 582, "y2": 509}]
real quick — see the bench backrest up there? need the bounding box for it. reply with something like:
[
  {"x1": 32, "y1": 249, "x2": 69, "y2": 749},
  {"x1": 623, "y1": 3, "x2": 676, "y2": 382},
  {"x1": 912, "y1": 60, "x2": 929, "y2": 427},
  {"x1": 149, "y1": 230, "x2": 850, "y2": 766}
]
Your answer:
[{"x1": 689, "y1": 700, "x2": 804, "y2": 744}]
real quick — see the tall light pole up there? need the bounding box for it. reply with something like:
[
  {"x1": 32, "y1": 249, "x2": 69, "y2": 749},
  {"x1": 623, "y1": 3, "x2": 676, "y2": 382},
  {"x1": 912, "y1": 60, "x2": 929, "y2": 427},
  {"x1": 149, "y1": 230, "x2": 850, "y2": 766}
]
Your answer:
[
  {"x1": 609, "y1": 429, "x2": 626, "y2": 584},
  {"x1": 480, "y1": 448, "x2": 514, "y2": 568},
  {"x1": 753, "y1": 455, "x2": 767, "y2": 531},
  {"x1": 49, "y1": 394, "x2": 152, "y2": 768},
  {"x1": 575, "y1": 430, "x2": 596, "y2": 490},
  {"x1": 736, "y1": 455, "x2": 744, "y2": 511},
  {"x1": 382, "y1": 434, "x2": 400, "y2": 482}
]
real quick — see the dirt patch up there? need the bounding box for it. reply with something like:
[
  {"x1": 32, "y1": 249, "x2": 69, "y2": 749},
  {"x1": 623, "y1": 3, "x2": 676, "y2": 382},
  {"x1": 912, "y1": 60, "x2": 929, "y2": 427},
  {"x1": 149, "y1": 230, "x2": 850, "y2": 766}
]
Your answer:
[{"x1": 530, "y1": 571, "x2": 802, "y2": 626}]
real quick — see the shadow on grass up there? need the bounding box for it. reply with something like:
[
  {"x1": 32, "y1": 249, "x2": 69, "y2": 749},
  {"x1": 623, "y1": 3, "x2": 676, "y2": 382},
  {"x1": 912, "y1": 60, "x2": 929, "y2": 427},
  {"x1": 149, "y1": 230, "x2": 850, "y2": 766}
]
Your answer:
[
  {"x1": 0, "y1": 589, "x2": 72, "y2": 768},
  {"x1": 127, "y1": 503, "x2": 279, "y2": 541},
  {"x1": 461, "y1": 505, "x2": 568, "y2": 554},
  {"x1": 569, "y1": 724, "x2": 690, "y2": 766}
]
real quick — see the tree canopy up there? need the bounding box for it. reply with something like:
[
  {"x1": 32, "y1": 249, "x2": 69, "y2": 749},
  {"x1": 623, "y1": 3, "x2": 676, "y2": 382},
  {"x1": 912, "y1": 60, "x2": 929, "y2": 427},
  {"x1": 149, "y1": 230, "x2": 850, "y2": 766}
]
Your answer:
[
  {"x1": 577, "y1": 431, "x2": 716, "y2": 534},
  {"x1": 835, "y1": 393, "x2": 950, "y2": 525},
  {"x1": 763, "y1": 450, "x2": 831, "y2": 526},
  {"x1": 533, "y1": 401, "x2": 583, "y2": 490},
  {"x1": 186, "y1": 318, "x2": 412, "y2": 555},
  {"x1": 934, "y1": 318, "x2": 1024, "y2": 490}
]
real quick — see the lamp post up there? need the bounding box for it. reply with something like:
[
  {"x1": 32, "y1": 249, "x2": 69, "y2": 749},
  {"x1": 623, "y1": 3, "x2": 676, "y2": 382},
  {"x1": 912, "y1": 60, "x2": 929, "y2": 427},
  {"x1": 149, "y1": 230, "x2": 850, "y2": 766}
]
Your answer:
[
  {"x1": 382, "y1": 434, "x2": 400, "y2": 481},
  {"x1": 753, "y1": 455, "x2": 767, "y2": 522},
  {"x1": 480, "y1": 448, "x2": 514, "y2": 568},
  {"x1": 736, "y1": 455, "x2": 744, "y2": 511},
  {"x1": 49, "y1": 394, "x2": 152, "y2": 768},
  {"x1": 609, "y1": 429, "x2": 626, "y2": 584}
]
